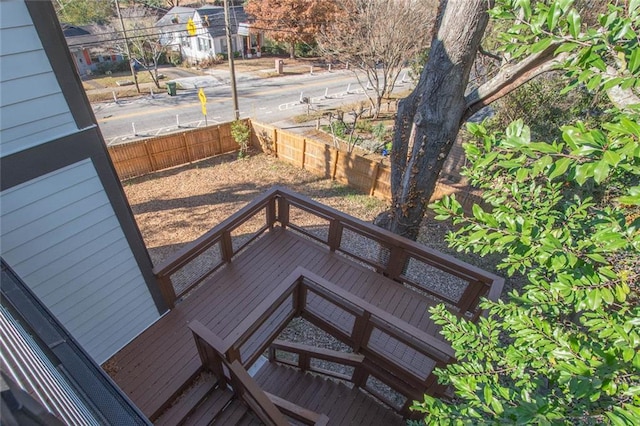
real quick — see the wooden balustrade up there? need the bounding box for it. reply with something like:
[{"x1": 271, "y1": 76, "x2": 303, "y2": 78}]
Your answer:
[
  {"x1": 154, "y1": 186, "x2": 503, "y2": 316},
  {"x1": 187, "y1": 267, "x2": 457, "y2": 417},
  {"x1": 189, "y1": 320, "x2": 329, "y2": 426}
]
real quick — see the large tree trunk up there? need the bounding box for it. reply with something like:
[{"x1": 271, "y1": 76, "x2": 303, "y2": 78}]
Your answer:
[{"x1": 380, "y1": 0, "x2": 493, "y2": 240}]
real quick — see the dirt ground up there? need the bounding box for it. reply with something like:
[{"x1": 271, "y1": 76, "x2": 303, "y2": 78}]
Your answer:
[{"x1": 123, "y1": 151, "x2": 387, "y2": 266}]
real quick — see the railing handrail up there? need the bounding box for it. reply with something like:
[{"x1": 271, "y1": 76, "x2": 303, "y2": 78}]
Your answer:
[
  {"x1": 152, "y1": 187, "x2": 279, "y2": 277},
  {"x1": 154, "y1": 186, "x2": 503, "y2": 315},
  {"x1": 297, "y1": 268, "x2": 455, "y2": 364},
  {"x1": 272, "y1": 187, "x2": 502, "y2": 287},
  {"x1": 189, "y1": 320, "x2": 289, "y2": 426},
  {"x1": 189, "y1": 320, "x2": 329, "y2": 426}
]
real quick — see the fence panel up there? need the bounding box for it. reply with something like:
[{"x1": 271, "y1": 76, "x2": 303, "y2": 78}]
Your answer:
[
  {"x1": 146, "y1": 133, "x2": 190, "y2": 171},
  {"x1": 108, "y1": 120, "x2": 480, "y2": 214},
  {"x1": 108, "y1": 141, "x2": 154, "y2": 180}
]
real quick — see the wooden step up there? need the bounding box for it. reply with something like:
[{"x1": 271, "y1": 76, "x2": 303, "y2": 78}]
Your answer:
[
  {"x1": 182, "y1": 387, "x2": 234, "y2": 426},
  {"x1": 211, "y1": 400, "x2": 251, "y2": 425},
  {"x1": 154, "y1": 372, "x2": 218, "y2": 426}
]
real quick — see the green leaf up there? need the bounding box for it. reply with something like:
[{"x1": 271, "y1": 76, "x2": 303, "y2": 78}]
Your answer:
[
  {"x1": 593, "y1": 160, "x2": 610, "y2": 184},
  {"x1": 603, "y1": 150, "x2": 621, "y2": 167},
  {"x1": 555, "y1": 42, "x2": 579, "y2": 54},
  {"x1": 629, "y1": 47, "x2": 640, "y2": 74},
  {"x1": 548, "y1": 157, "x2": 572, "y2": 180},
  {"x1": 547, "y1": 2, "x2": 561, "y2": 31},
  {"x1": 567, "y1": 9, "x2": 581, "y2": 38},
  {"x1": 531, "y1": 37, "x2": 552, "y2": 53}
]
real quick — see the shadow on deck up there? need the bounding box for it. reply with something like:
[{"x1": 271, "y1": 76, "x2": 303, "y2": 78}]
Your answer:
[{"x1": 106, "y1": 187, "x2": 504, "y2": 424}]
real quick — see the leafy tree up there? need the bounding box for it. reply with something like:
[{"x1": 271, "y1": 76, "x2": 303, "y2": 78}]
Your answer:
[
  {"x1": 317, "y1": 0, "x2": 437, "y2": 118},
  {"x1": 245, "y1": 0, "x2": 338, "y2": 59},
  {"x1": 378, "y1": 0, "x2": 639, "y2": 242},
  {"x1": 55, "y1": 0, "x2": 114, "y2": 25},
  {"x1": 411, "y1": 2, "x2": 640, "y2": 424}
]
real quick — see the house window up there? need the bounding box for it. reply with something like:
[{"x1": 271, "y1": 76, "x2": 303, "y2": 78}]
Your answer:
[
  {"x1": 198, "y1": 38, "x2": 211, "y2": 52},
  {"x1": 181, "y1": 36, "x2": 189, "y2": 47}
]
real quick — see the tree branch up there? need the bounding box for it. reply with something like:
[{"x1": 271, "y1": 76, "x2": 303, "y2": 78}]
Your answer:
[
  {"x1": 479, "y1": 45, "x2": 502, "y2": 62},
  {"x1": 463, "y1": 43, "x2": 568, "y2": 122}
]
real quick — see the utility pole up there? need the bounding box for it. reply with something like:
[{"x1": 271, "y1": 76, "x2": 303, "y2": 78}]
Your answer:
[
  {"x1": 223, "y1": 0, "x2": 240, "y2": 120},
  {"x1": 115, "y1": 0, "x2": 140, "y2": 93}
]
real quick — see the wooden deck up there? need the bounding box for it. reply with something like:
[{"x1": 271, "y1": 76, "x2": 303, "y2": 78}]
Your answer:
[
  {"x1": 108, "y1": 227, "x2": 443, "y2": 420},
  {"x1": 106, "y1": 187, "x2": 504, "y2": 423}
]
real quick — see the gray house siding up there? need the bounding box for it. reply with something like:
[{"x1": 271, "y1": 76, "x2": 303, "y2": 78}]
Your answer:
[
  {"x1": 0, "y1": 0, "x2": 77, "y2": 157},
  {"x1": 1, "y1": 160, "x2": 160, "y2": 363},
  {"x1": 1, "y1": 0, "x2": 167, "y2": 366}
]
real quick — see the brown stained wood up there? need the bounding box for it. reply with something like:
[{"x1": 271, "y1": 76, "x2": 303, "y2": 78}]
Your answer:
[
  {"x1": 182, "y1": 387, "x2": 234, "y2": 426},
  {"x1": 210, "y1": 400, "x2": 249, "y2": 425},
  {"x1": 153, "y1": 372, "x2": 217, "y2": 426},
  {"x1": 107, "y1": 198, "x2": 492, "y2": 420}
]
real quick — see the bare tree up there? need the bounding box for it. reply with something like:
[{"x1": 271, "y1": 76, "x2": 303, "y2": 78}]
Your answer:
[
  {"x1": 105, "y1": 5, "x2": 168, "y2": 89},
  {"x1": 318, "y1": 0, "x2": 437, "y2": 118}
]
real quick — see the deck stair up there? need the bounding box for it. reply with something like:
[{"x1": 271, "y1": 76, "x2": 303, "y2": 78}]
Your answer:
[
  {"x1": 254, "y1": 362, "x2": 404, "y2": 426},
  {"x1": 154, "y1": 371, "x2": 258, "y2": 426}
]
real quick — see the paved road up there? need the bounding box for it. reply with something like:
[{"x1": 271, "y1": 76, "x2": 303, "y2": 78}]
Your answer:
[{"x1": 94, "y1": 69, "x2": 414, "y2": 145}]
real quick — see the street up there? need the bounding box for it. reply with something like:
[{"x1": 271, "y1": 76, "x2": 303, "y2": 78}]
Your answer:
[{"x1": 94, "y1": 68, "x2": 413, "y2": 145}]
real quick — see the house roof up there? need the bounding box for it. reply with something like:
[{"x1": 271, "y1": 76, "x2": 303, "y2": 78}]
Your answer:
[
  {"x1": 197, "y1": 6, "x2": 248, "y2": 38},
  {"x1": 155, "y1": 5, "x2": 196, "y2": 31},
  {"x1": 61, "y1": 23, "x2": 106, "y2": 48}
]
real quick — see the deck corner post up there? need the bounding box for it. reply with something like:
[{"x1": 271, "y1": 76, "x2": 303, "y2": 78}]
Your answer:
[
  {"x1": 277, "y1": 196, "x2": 289, "y2": 229},
  {"x1": 266, "y1": 197, "x2": 277, "y2": 229},
  {"x1": 157, "y1": 275, "x2": 176, "y2": 309}
]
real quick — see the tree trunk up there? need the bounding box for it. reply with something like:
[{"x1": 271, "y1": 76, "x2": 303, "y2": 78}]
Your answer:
[
  {"x1": 289, "y1": 42, "x2": 295, "y2": 59},
  {"x1": 381, "y1": 0, "x2": 493, "y2": 240}
]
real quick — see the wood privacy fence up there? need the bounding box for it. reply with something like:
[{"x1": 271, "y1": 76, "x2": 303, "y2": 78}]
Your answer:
[
  {"x1": 108, "y1": 122, "x2": 241, "y2": 180},
  {"x1": 250, "y1": 121, "x2": 483, "y2": 209},
  {"x1": 107, "y1": 120, "x2": 482, "y2": 210}
]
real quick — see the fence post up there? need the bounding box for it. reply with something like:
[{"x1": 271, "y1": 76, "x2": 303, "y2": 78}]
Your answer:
[
  {"x1": 301, "y1": 138, "x2": 306, "y2": 168},
  {"x1": 369, "y1": 162, "x2": 381, "y2": 196},
  {"x1": 331, "y1": 149, "x2": 339, "y2": 180},
  {"x1": 216, "y1": 125, "x2": 223, "y2": 154},
  {"x1": 144, "y1": 141, "x2": 157, "y2": 172},
  {"x1": 183, "y1": 132, "x2": 192, "y2": 162},
  {"x1": 273, "y1": 128, "x2": 278, "y2": 157}
]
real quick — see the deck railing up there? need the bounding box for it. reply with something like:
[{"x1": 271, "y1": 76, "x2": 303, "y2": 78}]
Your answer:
[
  {"x1": 188, "y1": 267, "x2": 456, "y2": 417},
  {"x1": 154, "y1": 186, "x2": 504, "y2": 313},
  {"x1": 189, "y1": 319, "x2": 329, "y2": 425}
]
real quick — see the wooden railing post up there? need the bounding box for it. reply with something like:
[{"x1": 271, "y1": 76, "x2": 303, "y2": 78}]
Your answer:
[
  {"x1": 266, "y1": 197, "x2": 277, "y2": 230},
  {"x1": 277, "y1": 196, "x2": 289, "y2": 228},
  {"x1": 156, "y1": 274, "x2": 176, "y2": 309},
  {"x1": 221, "y1": 232, "x2": 233, "y2": 263},
  {"x1": 191, "y1": 332, "x2": 227, "y2": 388},
  {"x1": 384, "y1": 246, "x2": 407, "y2": 280},
  {"x1": 352, "y1": 311, "x2": 372, "y2": 352},
  {"x1": 327, "y1": 220, "x2": 343, "y2": 252}
]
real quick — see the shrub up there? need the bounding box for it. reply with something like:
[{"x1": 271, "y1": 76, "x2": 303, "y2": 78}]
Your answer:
[{"x1": 230, "y1": 120, "x2": 251, "y2": 159}]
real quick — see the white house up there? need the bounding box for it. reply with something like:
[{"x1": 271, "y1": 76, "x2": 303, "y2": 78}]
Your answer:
[{"x1": 157, "y1": 5, "x2": 262, "y2": 65}]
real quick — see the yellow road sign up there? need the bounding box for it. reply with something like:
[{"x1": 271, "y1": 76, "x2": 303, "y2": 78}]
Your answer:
[
  {"x1": 201, "y1": 104, "x2": 207, "y2": 116},
  {"x1": 198, "y1": 88, "x2": 207, "y2": 105},
  {"x1": 186, "y1": 18, "x2": 196, "y2": 36}
]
